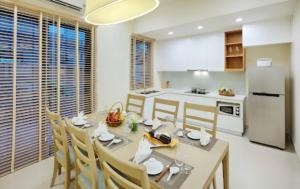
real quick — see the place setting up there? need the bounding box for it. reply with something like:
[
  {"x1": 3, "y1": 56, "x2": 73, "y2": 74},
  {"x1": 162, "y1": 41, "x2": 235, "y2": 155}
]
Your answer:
[
  {"x1": 131, "y1": 139, "x2": 194, "y2": 189},
  {"x1": 92, "y1": 122, "x2": 132, "y2": 151},
  {"x1": 71, "y1": 111, "x2": 94, "y2": 129},
  {"x1": 173, "y1": 128, "x2": 217, "y2": 151}
]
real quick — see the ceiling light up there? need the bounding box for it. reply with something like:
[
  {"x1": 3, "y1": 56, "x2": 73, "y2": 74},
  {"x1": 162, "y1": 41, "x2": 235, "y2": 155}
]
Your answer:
[
  {"x1": 197, "y1": 25, "x2": 204, "y2": 30},
  {"x1": 85, "y1": 0, "x2": 160, "y2": 25},
  {"x1": 235, "y1": 17, "x2": 243, "y2": 23},
  {"x1": 168, "y1": 31, "x2": 174, "y2": 35}
]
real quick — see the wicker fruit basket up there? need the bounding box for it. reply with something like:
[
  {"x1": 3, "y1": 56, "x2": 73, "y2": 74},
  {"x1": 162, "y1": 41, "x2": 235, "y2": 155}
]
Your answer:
[
  {"x1": 106, "y1": 102, "x2": 124, "y2": 127},
  {"x1": 218, "y1": 88, "x2": 235, "y2": 97}
]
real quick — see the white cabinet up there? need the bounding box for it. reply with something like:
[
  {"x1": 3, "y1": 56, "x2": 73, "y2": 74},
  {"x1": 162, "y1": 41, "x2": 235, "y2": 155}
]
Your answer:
[
  {"x1": 155, "y1": 32, "x2": 225, "y2": 72},
  {"x1": 243, "y1": 17, "x2": 291, "y2": 47}
]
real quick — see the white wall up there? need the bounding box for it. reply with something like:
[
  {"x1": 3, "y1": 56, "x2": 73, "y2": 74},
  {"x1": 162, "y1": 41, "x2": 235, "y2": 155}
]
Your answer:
[
  {"x1": 243, "y1": 17, "x2": 292, "y2": 46},
  {"x1": 95, "y1": 22, "x2": 133, "y2": 111},
  {"x1": 291, "y1": 0, "x2": 300, "y2": 158}
]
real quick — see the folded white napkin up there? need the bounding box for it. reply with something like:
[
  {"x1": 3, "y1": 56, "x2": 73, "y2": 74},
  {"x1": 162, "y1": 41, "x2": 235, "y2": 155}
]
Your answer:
[
  {"x1": 72, "y1": 111, "x2": 87, "y2": 123},
  {"x1": 152, "y1": 118, "x2": 162, "y2": 130},
  {"x1": 200, "y1": 129, "x2": 211, "y2": 146},
  {"x1": 93, "y1": 122, "x2": 108, "y2": 137},
  {"x1": 133, "y1": 139, "x2": 152, "y2": 164}
]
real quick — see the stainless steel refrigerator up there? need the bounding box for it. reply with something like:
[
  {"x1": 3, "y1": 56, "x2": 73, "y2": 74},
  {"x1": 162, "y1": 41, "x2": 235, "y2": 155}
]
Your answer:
[{"x1": 248, "y1": 66, "x2": 285, "y2": 149}]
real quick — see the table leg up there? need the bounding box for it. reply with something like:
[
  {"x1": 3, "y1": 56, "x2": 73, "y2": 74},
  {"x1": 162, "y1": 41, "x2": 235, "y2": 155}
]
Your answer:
[{"x1": 222, "y1": 150, "x2": 229, "y2": 189}]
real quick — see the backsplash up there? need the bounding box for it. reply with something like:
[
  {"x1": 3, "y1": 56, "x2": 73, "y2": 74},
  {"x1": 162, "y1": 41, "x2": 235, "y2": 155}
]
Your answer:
[{"x1": 158, "y1": 71, "x2": 246, "y2": 94}]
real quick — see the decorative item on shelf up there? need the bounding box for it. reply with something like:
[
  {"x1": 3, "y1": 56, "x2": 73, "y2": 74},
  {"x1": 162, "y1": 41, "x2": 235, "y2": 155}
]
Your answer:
[
  {"x1": 218, "y1": 88, "x2": 235, "y2": 97},
  {"x1": 161, "y1": 80, "x2": 170, "y2": 89},
  {"x1": 126, "y1": 113, "x2": 139, "y2": 132},
  {"x1": 106, "y1": 102, "x2": 125, "y2": 127}
]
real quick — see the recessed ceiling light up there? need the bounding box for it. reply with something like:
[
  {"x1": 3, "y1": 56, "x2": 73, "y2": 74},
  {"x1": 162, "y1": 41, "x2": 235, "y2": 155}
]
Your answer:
[
  {"x1": 235, "y1": 17, "x2": 243, "y2": 23},
  {"x1": 197, "y1": 25, "x2": 204, "y2": 30},
  {"x1": 168, "y1": 31, "x2": 174, "y2": 35}
]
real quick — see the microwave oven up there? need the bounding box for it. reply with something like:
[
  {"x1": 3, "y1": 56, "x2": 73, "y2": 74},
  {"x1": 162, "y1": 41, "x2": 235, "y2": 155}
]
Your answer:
[{"x1": 217, "y1": 101, "x2": 240, "y2": 117}]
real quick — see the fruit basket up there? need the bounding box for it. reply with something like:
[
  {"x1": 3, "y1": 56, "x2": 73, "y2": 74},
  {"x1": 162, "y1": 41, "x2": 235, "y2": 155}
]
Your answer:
[
  {"x1": 106, "y1": 102, "x2": 124, "y2": 127},
  {"x1": 218, "y1": 88, "x2": 235, "y2": 97}
]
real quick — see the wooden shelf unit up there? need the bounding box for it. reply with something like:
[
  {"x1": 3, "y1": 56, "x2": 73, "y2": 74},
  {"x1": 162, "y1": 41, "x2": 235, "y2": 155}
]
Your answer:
[{"x1": 225, "y1": 30, "x2": 245, "y2": 71}]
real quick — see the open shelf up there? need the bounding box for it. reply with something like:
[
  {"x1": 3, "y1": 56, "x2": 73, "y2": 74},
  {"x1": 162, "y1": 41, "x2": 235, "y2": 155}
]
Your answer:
[{"x1": 224, "y1": 30, "x2": 244, "y2": 72}]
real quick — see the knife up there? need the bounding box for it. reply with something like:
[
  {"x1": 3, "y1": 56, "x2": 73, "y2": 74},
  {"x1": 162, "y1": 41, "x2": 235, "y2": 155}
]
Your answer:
[{"x1": 155, "y1": 160, "x2": 175, "y2": 182}]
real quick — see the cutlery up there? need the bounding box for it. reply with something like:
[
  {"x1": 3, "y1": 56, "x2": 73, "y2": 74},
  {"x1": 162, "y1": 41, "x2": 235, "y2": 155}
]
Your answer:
[
  {"x1": 166, "y1": 166, "x2": 180, "y2": 181},
  {"x1": 150, "y1": 144, "x2": 169, "y2": 149},
  {"x1": 106, "y1": 138, "x2": 122, "y2": 148},
  {"x1": 155, "y1": 160, "x2": 175, "y2": 182}
]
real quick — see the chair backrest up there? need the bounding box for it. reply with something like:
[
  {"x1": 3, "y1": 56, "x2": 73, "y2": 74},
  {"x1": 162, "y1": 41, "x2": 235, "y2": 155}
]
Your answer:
[
  {"x1": 65, "y1": 119, "x2": 99, "y2": 189},
  {"x1": 125, "y1": 94, "x2": 146, "y2": 116},
  {"x1": 94, "y1": 140, "x2": 151, "y2": 189},
  {"x1": 152, "y1": 98, "x2": 179, "y2": 125},
  {"x1": 183, "y1": 102, "x2": 218, "y2": 138},
  {"x1": 46, "y1": 107, "x2": 70, "y2": 166}
]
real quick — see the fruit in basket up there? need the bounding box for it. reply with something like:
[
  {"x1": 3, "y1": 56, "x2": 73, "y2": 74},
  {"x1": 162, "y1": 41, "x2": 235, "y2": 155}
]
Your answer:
[{"x1": 218, "y1": 88, "x2": 235, "y2": 96}]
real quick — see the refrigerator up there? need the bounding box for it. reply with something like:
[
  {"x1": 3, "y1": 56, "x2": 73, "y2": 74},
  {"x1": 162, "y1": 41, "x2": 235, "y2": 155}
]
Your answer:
[{"x1": 248, "y1": 66, "x2": 285, "y2": 149}]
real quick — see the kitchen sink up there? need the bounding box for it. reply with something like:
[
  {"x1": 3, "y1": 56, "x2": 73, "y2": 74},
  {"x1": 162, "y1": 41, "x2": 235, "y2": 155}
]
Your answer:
[{"x1": 139, "y1": 90, "x2": 160, "y2": 95}]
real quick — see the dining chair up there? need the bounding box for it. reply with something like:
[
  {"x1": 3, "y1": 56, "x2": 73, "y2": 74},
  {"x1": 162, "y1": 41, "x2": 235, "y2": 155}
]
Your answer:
[
  {"x1": 125, "y1": 94, "x2": 146, "y2": 116},
  {"x1": 46, "y1": 107, "x2": 74, "y2": 189},
  {"x1": 94, "y1": 140, "x2": 151, "y2": 189},
  {"x1": 65, "y1": 119, "x2": 105, "y2": 189},
  {"x1": 183, "y1": 102, "x2": 218, "y2": 138},
  {"x1": 152, "y1": 98, "x2": 180, "y2": 125},
  {"x1": 182, "y1": 102, "x2": 218, "y2": 189}
]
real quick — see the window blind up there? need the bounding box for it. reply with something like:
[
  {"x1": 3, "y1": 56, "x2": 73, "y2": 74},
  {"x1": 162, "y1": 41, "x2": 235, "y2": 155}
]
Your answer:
[
  {"x1": 0, "y1": 4, "x2": 14, "y2": 176},
  {"x1": 15, "y1": 9, "x2": 40, "y2": 170},
  {"x1": 130, "y1": 35, "x2": 154, "y2": 90},
  {"x1": 41, "y1": 14, "x2": 58, "y2": 159},
  {"x1": 60, "y1": 21, "x2": 77, "y2": 118},
  {"x1": 79, "y1": 26, "x2": 93, "y2": 114},
  {"x1": 0, "y1": 2, "x2": 95, "y2": 177}
]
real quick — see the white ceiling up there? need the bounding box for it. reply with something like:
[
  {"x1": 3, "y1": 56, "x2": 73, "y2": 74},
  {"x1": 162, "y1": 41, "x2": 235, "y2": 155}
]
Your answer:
[{"x1": 133, "y1": 0, "x2": 295, "y2": 40}]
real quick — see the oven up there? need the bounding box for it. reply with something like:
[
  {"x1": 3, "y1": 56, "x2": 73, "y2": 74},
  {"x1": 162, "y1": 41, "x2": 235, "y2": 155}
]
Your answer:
[{"x1": 217, "y1": 101, "x2": 240, "y2": 117}]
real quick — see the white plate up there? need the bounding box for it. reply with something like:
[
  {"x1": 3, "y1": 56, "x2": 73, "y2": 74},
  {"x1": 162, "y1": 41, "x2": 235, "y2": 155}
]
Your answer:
[
  {"x1": 187, "y1": 131, "x2": 201, "y2": 140},
  {"x1": 144, "y1": 119, "x2": 153, "y2": 126},
  {"x1": 98, "y1": 133, "x2": 115, "y2": 142},
  {"x1": 143, "y1": 158, "x2": 164, "y2": 175},
  {"x1": 72, "y1": 119, "x2": 87, "y2": 126}
]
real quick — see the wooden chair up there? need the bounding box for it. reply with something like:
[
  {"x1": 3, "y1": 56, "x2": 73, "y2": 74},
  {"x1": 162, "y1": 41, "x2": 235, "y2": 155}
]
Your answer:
[
  {"x1": 65, "y1": 119, "x2": 105, "y2": 189},
  {"x1": 183, "y1": 102, "x2": 218, "y2": 138},
  {"x1": 94, "y1": 140, "x2": 151, "y2": 189},
  {"x1": 183, "y1": 102, "x2": 218, "y2": 189},
  {"x1": 152, "y1": 98, "x2": 179, "y2": 125},
  {"x1": 46, "y1": 107, "x2": 74, "y2": 189},
  {"x1": 125, "y1": 94, "x2": 146, "y2": 116}
]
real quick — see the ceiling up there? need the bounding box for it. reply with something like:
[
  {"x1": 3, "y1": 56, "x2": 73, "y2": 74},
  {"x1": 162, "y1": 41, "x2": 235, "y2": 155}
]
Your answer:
[{"x1": 133, "y1": 0, "x2": 295, "y2": 40}]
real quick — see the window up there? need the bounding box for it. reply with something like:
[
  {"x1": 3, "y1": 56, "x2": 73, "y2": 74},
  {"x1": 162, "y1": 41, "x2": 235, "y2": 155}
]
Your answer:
[
  {"x1": 130, "y1": 35, "x2": 154, "y2": 90},
  {"x1": 0, "y1": 2, "x2": 95, "y2": 177}
]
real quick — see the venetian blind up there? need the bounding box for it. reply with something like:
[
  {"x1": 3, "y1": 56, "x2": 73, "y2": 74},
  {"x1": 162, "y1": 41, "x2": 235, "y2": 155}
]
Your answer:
[
  {"x1": 130, "y1": 35, "x2": 153, "y2": 90},
  {"x1": 0, "y1": 3, "x2": 14, "y2": 176},
  {"x1": 15, "y1": 8, "x2": 40, "y2": 170},
  {"x1": 0, "y1": 2, "x2": 95, "y2": 177}
]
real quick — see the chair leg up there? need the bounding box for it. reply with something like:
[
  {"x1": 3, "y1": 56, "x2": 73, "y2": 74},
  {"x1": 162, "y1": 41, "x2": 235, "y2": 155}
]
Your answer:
[
  {"x1": 50, "y1": 158, "x2": 59, "y2": 187},
  {"x1": 58, "y1": 164, "x2": 62, "y2": 175},
  {"x1": 212, "y1": 177, "x2": 217, "y2": 189},
  {"x1": 64, "y1": 166, "x2": 71, "y2": 189}
]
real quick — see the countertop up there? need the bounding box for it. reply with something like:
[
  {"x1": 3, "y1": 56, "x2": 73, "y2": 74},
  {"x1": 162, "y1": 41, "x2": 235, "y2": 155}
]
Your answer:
[{"x1": 131, "y1": 89, "x2": 246, "y2": 102}]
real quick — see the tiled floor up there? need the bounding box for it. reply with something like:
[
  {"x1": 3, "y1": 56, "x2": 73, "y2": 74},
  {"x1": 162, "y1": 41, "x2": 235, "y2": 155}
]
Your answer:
[{"x1": 1, "y1": 132, "x2": 300, "y2": 189}]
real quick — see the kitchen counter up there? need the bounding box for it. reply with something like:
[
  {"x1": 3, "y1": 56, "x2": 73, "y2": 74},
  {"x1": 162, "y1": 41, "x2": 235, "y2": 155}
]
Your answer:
[{"x1": 131, "y1": 89, "x2": 246, "y2": 102}]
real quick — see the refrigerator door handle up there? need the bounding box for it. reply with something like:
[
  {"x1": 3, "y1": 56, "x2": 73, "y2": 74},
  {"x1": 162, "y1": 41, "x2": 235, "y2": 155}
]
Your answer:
[{"x1": 252, "y1": 92, "x2": 280, "y2": 97}]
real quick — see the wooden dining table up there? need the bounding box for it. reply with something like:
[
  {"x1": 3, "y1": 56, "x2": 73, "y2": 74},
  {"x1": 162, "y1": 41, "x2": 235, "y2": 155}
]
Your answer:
[{"x1": 86, "y1": 111, "x2": 229, "y2": 189}]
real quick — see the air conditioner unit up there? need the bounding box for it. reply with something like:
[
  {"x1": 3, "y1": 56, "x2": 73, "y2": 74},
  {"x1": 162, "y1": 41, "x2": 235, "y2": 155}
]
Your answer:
[{"x1": 46, "y1": 0, "x2": 84, "y2": 12}]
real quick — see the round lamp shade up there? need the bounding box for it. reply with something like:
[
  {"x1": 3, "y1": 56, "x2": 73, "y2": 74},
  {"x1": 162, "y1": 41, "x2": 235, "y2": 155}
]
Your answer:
[{"x1": 85, "y1": 0, "x2": 160, "y2": 25}]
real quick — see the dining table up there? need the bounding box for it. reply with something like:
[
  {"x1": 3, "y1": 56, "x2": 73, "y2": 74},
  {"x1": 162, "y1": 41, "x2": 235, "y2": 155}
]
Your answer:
[{"x1": 85, "y1": 111, "x2": 229, "y2": 189}]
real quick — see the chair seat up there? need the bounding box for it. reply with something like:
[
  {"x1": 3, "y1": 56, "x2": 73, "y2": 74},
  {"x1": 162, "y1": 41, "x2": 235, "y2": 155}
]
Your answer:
[
  {"x1": 78, "y1": 166, "x2": 105, "y2": 189},
  {"x1": 56, "y1": 145, "x2": 75, "y2": 166}
]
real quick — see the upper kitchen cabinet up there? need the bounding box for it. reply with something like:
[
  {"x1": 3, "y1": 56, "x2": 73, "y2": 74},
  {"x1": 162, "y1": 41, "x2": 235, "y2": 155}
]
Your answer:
[
  {"x1": 243, "y1": 17, "x2": 292, "y2": 47},
  {"x1": 155, "y1": 32, "x2": 225, "y2": 72},
  {"x1": 225, "y1": 30, "x2": 245, "y2": 72}
]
